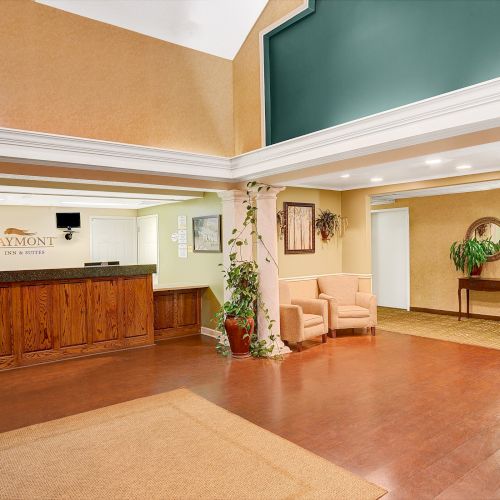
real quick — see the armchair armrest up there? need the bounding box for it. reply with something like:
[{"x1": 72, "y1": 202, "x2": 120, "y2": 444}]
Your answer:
[
  {"x1": 279, "y1": 304, "x2": 304, "y2": 342},
  {"x1": 355, "y1": 292, "x2": 377, "y2": 326},
  {"x1": 319, "y1": 293, "x2": 339, "y2": 329},
  {"x1": 292, "y1": 298, "x2": 328, "y2": 333},
  {"x1": 292, "y1": 297, "x2": 327, "y2": 317},
  {"x1": 355, "y1": 292, "x2": 376, "y2": 309}
]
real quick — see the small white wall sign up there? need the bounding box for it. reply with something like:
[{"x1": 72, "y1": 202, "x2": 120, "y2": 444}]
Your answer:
[
  {"x1": 178, "y1": 244, "x2": 188, "y2": 258},
  {"x1": 177, "y1": 215, "x2": 187, "y2": 230}
]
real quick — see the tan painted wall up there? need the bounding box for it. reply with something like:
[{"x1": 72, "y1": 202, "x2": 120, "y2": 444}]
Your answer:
[
  {"x1": 0, "y1": 206, "x2": 137, "y2": 271},
  {"x1": 233, "y1": 0, "x2": 304, "y2": 155},
  {"x1": 277, "y1": 187, "x2": 343, "y2": 278},
  {"x1": 341, "y1": 172, "x2": 500, "y2": 277},
  {"x1": 0, "y1": 0, "x2": 234, "y2": 156},
  {"x1": 139, "y1": 194, "x2": 223, "y2": 329},
  {"x1": 372, "y1": 190, "x2": 500, "y2": 317}
]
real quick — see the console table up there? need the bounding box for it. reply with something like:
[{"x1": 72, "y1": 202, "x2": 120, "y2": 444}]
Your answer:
[
  {"x1": 153, "y1": 284, "x2": 207, "y2": 340},
  {"x1": 457, "y1": 277, "x2": 500, "y2": 321}
]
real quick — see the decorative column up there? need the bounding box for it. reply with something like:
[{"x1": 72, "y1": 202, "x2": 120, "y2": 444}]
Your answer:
[
  {"x1": 217, "y1": 190, "x2": 251, "y2": 301},
  {"x1": 255, "y1": 187, "x2": 291, "y2": 355}
]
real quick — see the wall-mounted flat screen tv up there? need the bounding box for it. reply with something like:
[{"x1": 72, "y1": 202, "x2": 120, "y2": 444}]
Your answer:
[{"x1": 56, "y1": 212, "x2": 81, "y2": 229}]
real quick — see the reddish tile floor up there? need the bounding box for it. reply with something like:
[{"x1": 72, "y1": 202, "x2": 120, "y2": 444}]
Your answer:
[{"x1": 1, "y1": 330, "x2": 499, "y2": 499}]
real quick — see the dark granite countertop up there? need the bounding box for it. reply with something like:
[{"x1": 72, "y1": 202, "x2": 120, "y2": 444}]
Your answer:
[{"x1": 0, "y1": 264, "x2": 157, "y2": 283}]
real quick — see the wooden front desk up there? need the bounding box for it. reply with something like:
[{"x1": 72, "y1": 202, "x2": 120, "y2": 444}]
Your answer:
[{"x1": 0, "y1": 265, "x2": 156, "y2": 371}]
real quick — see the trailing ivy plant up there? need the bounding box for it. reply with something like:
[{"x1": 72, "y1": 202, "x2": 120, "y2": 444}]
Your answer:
[
  {"x1": 449, "y1": 237, "x2": 493, "y2": 276},
  {"x1": 315, "y1": 209, "x2": 347, "y2": 240},
  {"x1": 215, "y1": 181, "x2": 283, "y2": 359}
]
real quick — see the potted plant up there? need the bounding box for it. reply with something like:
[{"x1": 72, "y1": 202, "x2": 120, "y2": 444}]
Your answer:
[
  {"x1": 449, "y1": 237, "x2": 496, "y2": 277},
  {"x1": 215, "y1": 182, "x2": 281, "y2": 359},
  {"x1": 315, "y1": 209, "x2": 347, "y2": 241}
]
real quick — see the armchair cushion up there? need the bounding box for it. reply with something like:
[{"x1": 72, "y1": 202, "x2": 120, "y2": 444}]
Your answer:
[
  {"x1": 292, "y1": 298, "x2": 328, "y2": 332},
  {"x1": 337, "y1": 305, "x2": 370, "y2": 318},
  {"x1": 317, "y1": 275, "x2": 359, "y2": 305},
  {"x1": 292, "y1": 297, "x2": 327, "y2": 316},
  {"x1": 303, "y1": 314, "x2": 324, "y2": 327}
]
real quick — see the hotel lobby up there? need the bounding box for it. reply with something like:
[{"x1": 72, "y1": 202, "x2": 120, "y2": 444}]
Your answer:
[{"x1": 0, "y1": 1, "x2": 499, "y2": 499}]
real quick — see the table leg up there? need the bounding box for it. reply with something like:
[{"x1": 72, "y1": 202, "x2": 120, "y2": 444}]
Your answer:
[
  {"x1": 466, "y1": 289, "x2": 470, "y2": 319},
  {"x1": 458, "y1": 288, "x2": 462, "y2": 321}
]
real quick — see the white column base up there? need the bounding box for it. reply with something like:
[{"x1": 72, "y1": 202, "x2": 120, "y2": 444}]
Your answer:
[{"x1": 268, "y1": 338, "x2": 292, "y2": 356}]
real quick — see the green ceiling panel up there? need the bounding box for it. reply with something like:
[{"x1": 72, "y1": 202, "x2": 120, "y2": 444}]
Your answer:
[{"x1": 264, "y1": 0, "x2": 500, "y2": 145}]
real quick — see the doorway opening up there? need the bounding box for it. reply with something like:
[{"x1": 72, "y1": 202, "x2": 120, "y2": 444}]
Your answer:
[{"x1": 371, "y1": 208, "x2": 410, "y2": 310}]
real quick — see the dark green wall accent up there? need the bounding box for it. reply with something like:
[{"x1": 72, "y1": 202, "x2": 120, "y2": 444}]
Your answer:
[{"x1": 264, "y1": 0, "x2": 500, "y2": 145}]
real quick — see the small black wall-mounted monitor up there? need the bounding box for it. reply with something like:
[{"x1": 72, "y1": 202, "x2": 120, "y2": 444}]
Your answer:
[{"x1": 56, "y1": 212, "x2": 81, "y2": 229}]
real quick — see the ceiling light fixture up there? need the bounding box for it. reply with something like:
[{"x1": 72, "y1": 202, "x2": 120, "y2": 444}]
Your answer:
[
  {"x1": 370, "y1": 177, "x2": 383, "y2": 182},
  {"x1": 340, "y1": 174, "x2": 350, "y2": 178},
  {"x1": 456, "y1": 165, "x2": 472, "y2": 170},
  {"x1": 425, "y1": 158, "x2": 442, "y2": 166}
]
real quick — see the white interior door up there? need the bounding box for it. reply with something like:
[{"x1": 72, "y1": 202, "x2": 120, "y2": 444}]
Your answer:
[
  {"x1": 137, "y1": 214, "x2": 159, "y2": 284},
  {"x1": 90, "y1": 217, "x2": 137, "y2": 265},
  {"x1": 371, "y1": 208, "x2": 410, "y2": 309}
]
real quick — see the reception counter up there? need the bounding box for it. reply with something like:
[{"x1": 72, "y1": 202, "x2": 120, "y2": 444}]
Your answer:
[{"x1": 0, "y1": 265, "x2": 156, "y2": 371}]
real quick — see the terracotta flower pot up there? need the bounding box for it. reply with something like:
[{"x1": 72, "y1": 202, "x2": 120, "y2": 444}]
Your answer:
[
  {"x1": 320, "y1": 229, "x2": 330, "y2": 241},
  {"x1": 470, "y1": 265, "x2": 483, "y2": 277},
  {"x1": 224, "y1": 316, "x2": 254, "y2": 359}
]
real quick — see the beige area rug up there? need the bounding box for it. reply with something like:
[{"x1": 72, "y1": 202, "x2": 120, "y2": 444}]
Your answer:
[
  {"x1": 378, "y1": 307, "x2": 500, "y2": 350},
  {"x1": 0, "y1": 389, "x2": 385, "y2": 500}
]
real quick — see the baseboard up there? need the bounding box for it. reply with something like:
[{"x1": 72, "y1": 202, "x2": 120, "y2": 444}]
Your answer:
[
  {"x1": 410, "y1": 307, "x2": 500, "y2": 322},
  {"x1": 200, "y1": 327, "x2": 221, "y2": 339}
]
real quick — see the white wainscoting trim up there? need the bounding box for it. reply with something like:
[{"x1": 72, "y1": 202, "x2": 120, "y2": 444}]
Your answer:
[
  {"x1": 280, "y1": 272, "x2": 372, "y2": 282},
  {"x1": 2, "y1": 77, "x2": 500, "y2": 183}
]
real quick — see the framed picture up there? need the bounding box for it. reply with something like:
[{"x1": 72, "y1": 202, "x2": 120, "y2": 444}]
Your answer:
[
  {"x1": 192, "y1": 215, "x2": 222, "y2": 253},
  {"x1": 284, "y1": 202, "x2": 315, "y2": 254}
]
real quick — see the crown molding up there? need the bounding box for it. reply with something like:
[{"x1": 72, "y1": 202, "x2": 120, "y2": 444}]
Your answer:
[
  {"x1": 231, "y1": 77, "x2": 500, "y2": 179},
  {"x1": 2, "y1": 77, "x2": 500, "y2": 184},
  {"x1": 0, "y1": 128, "x2": 232, "y2": 179}
]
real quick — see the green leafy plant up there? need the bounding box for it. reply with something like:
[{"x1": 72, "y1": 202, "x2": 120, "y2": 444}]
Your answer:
[
  {"x1": 481, "y1": 237, "x2": 500, "y2": 256},
  {"x1": 449, "y1": 237, "x2": 494, "y2": 276},
  {"x1": 215, "y1": 181, "x2": 282, "y2": 359},
  {"x1": 315, "y1": 209, "x2": 347, "y2": 241}
]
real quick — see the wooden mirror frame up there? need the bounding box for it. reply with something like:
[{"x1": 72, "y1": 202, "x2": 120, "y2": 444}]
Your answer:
[{"x1": 464, "y1": 216, "x2": 500, "y2": 262}]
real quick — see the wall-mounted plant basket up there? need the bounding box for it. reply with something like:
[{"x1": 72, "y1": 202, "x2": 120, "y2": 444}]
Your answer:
[{"x1": 315, "y1": 210, "x2": 348, "y2": 241}]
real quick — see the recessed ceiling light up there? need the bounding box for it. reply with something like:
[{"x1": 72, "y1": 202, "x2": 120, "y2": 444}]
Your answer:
[
  {"x1": 425, "y1": 158, "x2": 442, "y2": 166},
  {"x1": 456, "y1": 165, "x2": 472, "y2": 170},
  {"x1": 370, "y1": 177, "x2": 383, "y2": 182},
  {"x1": 340, "y1": 174, "x2": 350, "y2": 178}
]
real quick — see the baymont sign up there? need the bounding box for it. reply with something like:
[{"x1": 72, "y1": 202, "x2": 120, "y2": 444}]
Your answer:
[{"x1": 1, "y1": 228, "x2": 56, "y2": 256}]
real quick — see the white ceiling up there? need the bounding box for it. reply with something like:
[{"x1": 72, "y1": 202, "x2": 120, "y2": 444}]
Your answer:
[
  {"x1": 35, "y1": 0, "x2": 269, "y2": 60},
  {"x1": 283, "y1": 142, "x2": 500, "y2": 191},
  {"x1": 0, "y1": 186, "x2": 200, "y2": 209},
  {"x1": 371, "y1": 180, "x2": 500, "y2": 205}
]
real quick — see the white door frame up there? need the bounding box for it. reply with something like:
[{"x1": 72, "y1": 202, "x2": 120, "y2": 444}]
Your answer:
[
  {"x1": 137, "y1": 214, "x2": 159, "y2": 279},
  {"x1": 89, "y1": 216, "x2": 138, "y2": 264},
  {"x1": 371, "y1": 207, "x2": 410, "y2": 310}
]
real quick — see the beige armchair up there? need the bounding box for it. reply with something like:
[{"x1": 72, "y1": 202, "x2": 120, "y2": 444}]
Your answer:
[
  {"x1": 279, "y1": 281, "x2": 328, "y2": 351},
  {"x1": 317, "y1": 275, "x2": 377, "y2": 338}
]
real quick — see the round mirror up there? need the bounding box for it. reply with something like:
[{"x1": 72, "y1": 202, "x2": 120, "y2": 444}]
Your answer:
[{"x1": 464, "y1": 217, "x2": 500, "y2": 262}]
